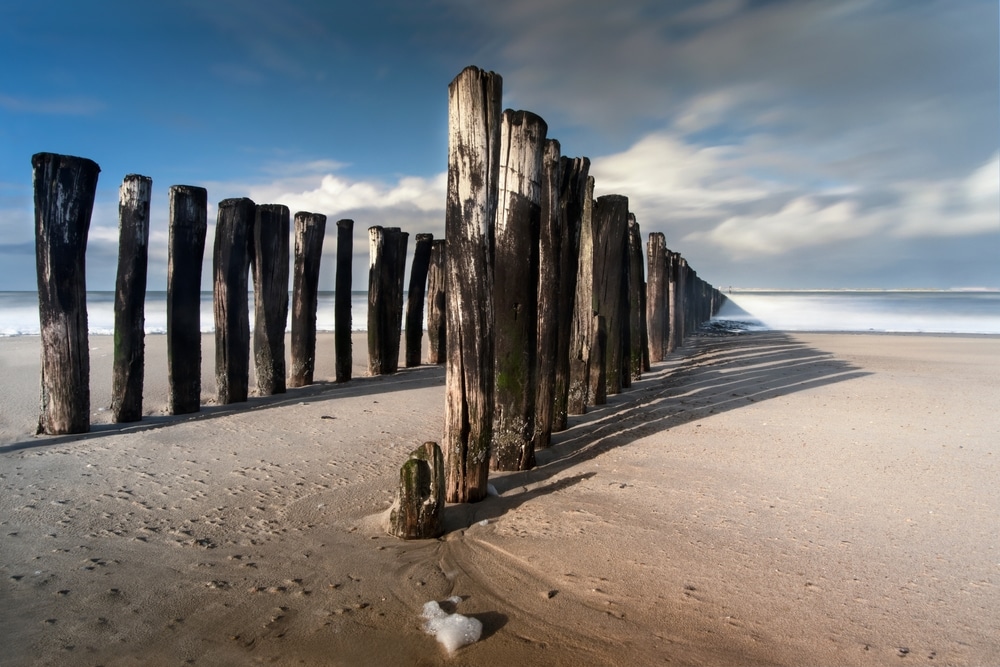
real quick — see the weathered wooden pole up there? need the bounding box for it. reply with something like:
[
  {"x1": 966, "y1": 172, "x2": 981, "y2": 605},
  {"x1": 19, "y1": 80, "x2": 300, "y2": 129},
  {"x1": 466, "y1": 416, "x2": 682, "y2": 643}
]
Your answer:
[
  {"x1": 627, "y1": 214, "x2": 646, "y2": 382},
  {"x1": 646, "y1": 233, "x2": 667, "y2": 363},
  {"x1": 111, "y1": 174, "x2": 152, "y2": 423},
  {"x1": 492, "y1": 109, "x2": 546, "y2": 472},
  {"x1": 667, "y1": 251, "x2": 681, "y2": 354},
  {"x1": 567, "y1": 176, "x2": 595, "y2": 415},
  {"x1": 405, "y1": 233, "x2": 434, "y2": 368},
  {"x1": 444, "y1": 66, "x2": 501, "y2": 503},
  {"x1": 589, "y1": 314, "x2": 607, "y2": 406},
  {"x1": 591, "y1": 194, "x2": 629, "y2": 396},
  {"x1": 250, "y1": 204, "x2": 289, "y2": 396},
  {"x1": 288, "y1": 211, "x2": 326, "y2": 388},
  {"x1": 387, "y1": 441, "x2": 445, "y2": 540},
  {"x1": 166, "y1": 186, "x2": 208, "y2": 415},
  {"x1": 675, "y1": 256, "x2": 688, "y2": 348},
  {"x1": 334, "y1": 218, "x2": 354, "y2": 383},
  {"x1": 425, "y1": 239, "x2": 446, "y2": 364},
  {"x1": 534, "y1": 138, "x2": 562, "y2": 450},
  {"x1": 552, "y1": 157, "x2": 588, "y2": 429},
  {"x1": 32, "y1": 152, "x2": 100, "y2": 435},
  {"x1": 213, "y1": 197, "x2": 254, "y2": 405},
  {"x1": 367, "y1": 226, "x2": 408, "y2": 375}
]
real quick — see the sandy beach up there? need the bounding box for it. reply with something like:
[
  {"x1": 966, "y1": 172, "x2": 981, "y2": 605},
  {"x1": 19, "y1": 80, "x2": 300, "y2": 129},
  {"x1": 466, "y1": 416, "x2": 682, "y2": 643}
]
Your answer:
[{"x1": 1, "y1": 330, "x2": 998, "y2": 666}]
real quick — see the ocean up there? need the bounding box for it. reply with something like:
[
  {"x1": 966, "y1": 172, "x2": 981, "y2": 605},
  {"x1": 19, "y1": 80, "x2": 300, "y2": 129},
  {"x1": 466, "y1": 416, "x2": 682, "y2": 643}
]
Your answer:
[
  {"x1": 2, "y1": 290, "x2": 999, "y2": 337},
  {"x1": 718, "y1": 290, "x2": 1000, "y2": 335}
]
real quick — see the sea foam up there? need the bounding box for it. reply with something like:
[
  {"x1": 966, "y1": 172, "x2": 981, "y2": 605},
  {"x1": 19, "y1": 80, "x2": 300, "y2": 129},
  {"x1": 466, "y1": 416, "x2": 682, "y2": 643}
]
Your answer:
[{"x1": 421, "y1": 596, "x2": 482, "y2": 654}]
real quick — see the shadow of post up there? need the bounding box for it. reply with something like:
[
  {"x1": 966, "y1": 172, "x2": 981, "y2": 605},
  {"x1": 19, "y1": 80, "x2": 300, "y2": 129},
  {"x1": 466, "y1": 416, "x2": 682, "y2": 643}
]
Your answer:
[{"x1": 454, "y1": 330, "x2": 870, "y2": 526}]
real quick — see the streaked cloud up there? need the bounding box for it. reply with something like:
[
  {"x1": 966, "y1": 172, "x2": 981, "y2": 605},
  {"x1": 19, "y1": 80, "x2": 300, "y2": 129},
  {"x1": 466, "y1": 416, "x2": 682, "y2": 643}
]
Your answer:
[{"x1": 0, "y1": 94, "x2": 105, "y2": 115}]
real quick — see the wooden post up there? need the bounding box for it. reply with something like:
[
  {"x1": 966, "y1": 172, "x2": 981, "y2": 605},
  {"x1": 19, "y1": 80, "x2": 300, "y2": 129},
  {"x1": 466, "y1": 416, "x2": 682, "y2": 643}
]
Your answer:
[
  {"x1": 367, "y1": 226, "x2": 408, "y2": 375},
  {"x1": 567, "y1": 176, "x2": 595, "y2": 415},
  {"x1": 675, "y1": 256, "x2": 688, "y2": 348},
  {"x1": 492, "y1": 109, "x2": 546, "y2": 472},
  {"x1": 404, "y1": 233, "x2": 434, "y2": 368},
  {"x1": 167, "y1": 185, "x2": 208, "y2": 415},
  {"x1": 387, "y1": 441, "x2": 445, "y2": 540},
  {"x1": 589, "y1": 314, "x2": 607, "y2": 406},
  {"x1": 534, "y1": 138, "x2": 562, "y2": 450},
  {"x1": 591, "y1": 194, "x2": 629, "y2": 395},
  {"x1": 335, "y1": 218, "x2": 354, "y2": 383},
  {"x1": 627, "y1": 214, "x2": 645, "y2": 382},
  {"x1": 251, "y1": 204, "x2": 289, "y2": 396},
  {"x1": 646, "y1": 233, "x2": 667, "y2": 363},
  {"x1": 288, "y1": 211, "x2": 326, "y2": 388},
  {"x1": 444, "y1": 66, "x2": 501, "y2": 503},
  {"x1": 213, "y1": 197, "x2": 254, "y2": 405},
  {"x1": 552, "y1": 157, "x2": 589, "y2": 430},
  {"x1": 32, "y1": 152, "x2": 100, "y2": 435},
  {"x1": 667, "y1": 251, "x2": 681, "y2": 354},
  {"x1": 111, "y1": 174, "x2": 152, "y2": 423},
  {"x1": 425, "y1": 239, "x2": 446, "y2": 364}
]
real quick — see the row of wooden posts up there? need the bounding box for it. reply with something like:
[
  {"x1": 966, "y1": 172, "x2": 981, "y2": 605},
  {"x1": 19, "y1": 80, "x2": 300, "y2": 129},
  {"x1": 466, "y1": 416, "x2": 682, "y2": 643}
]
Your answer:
[
  {"x1": 30, "y1": 66, "x2": 724, "y2": 528},
  {"x1": 31, "y1": 153, "x2": 452, "y2": 436}
]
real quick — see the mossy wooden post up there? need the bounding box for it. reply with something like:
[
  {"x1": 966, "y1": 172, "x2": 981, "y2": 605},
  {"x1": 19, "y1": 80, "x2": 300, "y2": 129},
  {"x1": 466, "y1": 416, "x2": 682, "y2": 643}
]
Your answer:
[
  {"x1": 666, "y1": 250, "x2": 680, "y2": 355},
  {"x1": 425, "y1": 239, "x2": 446, "y2": 364},
  {"x1": 288, "y1": 211, "x2": 326, "y2": 388},
  {"x1": 567, "y1": 176, "x2": 595, "y2": 415},
  {"x1": 492, "y1": 109, "x2": 546, "y2": 472},
  {"x1": 367, "y1": 226, "x2": 409, "y2": 375},
  {"x1": 592, "y1": 194, "x2": 629, "y2": 396},
  {"x1": 553, "y1": 157, "x2": 588, "y2": 429},
  {"x1": 646, "y1": 233, "x2": 667, "y2": 363},
  {"x1": 444, "y1": 66, "x2": 501, "y2": 503},
  {"x1": 32, "y1": 152, "x2": 100, "y2": 435},
  {"x1": 166, "y1": 186, "x2": 207, "y2": 414},
  {"x1": 111, "y1": 174, "x2": 152, "y2": 423},
  {"x1": 627, "y1": 214, "x2": 646, "y2": 382},
  {"x1": 387, "y1": 441, "x2": 445, "y2": 540},
  {"x1": 334, "y1": 218, "x2": 354, "y2": 383},
  {"x1": 405, "y1": 233, "x2": 434, "y2": 368},
  {"x1": 251, "y1": 204, "x2": 289, "y2": 396},
  {"x1": 534, "y1": 138, "x2": 562, "y2": 450},
  {"x1": 213, "y1": 197, "x2": 254, "y2": 404}
]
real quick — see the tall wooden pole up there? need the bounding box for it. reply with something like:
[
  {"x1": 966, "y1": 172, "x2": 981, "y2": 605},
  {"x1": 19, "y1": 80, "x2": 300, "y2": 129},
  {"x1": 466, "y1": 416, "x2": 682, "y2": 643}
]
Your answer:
[
  {"x1": 167, "y1": 185, "x2": 207, "y2": 415},
  {"x1": 405, "y1": 233, "x2": 434, "y2": 368},
  {"x1": 492, "y1": 109, "x2": 546, "y2": 472},
  {"x1": 111, "y1": 174, "x2": 152, "y2": 423},
  {"x1": 367, "y1": 226, "x2": 408, "y2": 375},
  {"x1": 444, "y1": 66, "x2": 501, "y2": 503},
  {"x1": 591, "y1": 194, "x2": 629, "y2": 396},
  {"x1": 288, "y1": 211, "x2": 326, "y2": 388},
  {"x1": 552, "y1": 157, "x2": 589, "y2": 430},
  {"x1": 567, "y1": 176, "x2": 595, "y2": 415},
  {"x1": 534, "y1": 138, "x2": 562, "y2": 450},
  {"x1": 213, "y1": 198, "x2": 254, "y2": 405},
  {"x1": 32, "y1": 153, "x2": 100, "y2": 435},
  {"x1": 425, "y1": 239, "x2": 446, "y2": 364},
  {"x1": 666, "y1": 250, "x2": 680, "y2": 355},
  {"x1": 646, "y1": 233, "x2": 667, "y2": 362},
  {"x1": 251, "y1": 204, "x2": 289, "y2": 396},
  {"x1": 334, "y1": 218, "x2": 354, "y2": 383},
  {"x1": 627, "y1": 214, "x2": 646, "y2": 382}
]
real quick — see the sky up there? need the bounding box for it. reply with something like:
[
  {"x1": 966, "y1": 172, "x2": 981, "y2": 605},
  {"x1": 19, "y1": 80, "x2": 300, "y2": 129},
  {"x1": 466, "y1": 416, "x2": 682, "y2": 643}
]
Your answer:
[{"x1": 1, "y1": 0, "x2": 997, "y2": 292}]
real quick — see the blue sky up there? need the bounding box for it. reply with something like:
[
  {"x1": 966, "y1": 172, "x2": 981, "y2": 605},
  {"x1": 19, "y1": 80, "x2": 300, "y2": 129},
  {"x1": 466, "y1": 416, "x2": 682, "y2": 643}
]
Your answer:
[{"x1": 1, "y1": 0, "x2": 997, "y2": 291}]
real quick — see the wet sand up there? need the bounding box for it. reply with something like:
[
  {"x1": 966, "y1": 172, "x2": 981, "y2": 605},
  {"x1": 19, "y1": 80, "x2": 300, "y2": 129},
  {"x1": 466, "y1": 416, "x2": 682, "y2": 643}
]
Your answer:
[{"x1": 1, "y1": 331, "x2": 998, "y2": 666}]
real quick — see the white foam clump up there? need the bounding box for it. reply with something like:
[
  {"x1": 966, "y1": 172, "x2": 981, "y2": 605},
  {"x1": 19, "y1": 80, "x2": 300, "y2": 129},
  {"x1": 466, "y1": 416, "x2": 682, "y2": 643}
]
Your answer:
[{"x1": 421, "y1": 596, "x2": 483, "y2": 654}]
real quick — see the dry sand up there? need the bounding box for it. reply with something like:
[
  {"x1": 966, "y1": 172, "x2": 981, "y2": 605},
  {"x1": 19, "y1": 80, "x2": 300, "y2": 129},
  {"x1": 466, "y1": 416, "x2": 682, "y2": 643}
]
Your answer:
[{"x1": 1, "y1": 330, "x2": 998, "y2": 666}]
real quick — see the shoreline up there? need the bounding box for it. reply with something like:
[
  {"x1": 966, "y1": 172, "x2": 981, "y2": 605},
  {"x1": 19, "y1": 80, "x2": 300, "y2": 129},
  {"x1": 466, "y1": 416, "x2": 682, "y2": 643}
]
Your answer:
[{"x1": 1, "y1": 330, "x2": 998, "y2": 665}]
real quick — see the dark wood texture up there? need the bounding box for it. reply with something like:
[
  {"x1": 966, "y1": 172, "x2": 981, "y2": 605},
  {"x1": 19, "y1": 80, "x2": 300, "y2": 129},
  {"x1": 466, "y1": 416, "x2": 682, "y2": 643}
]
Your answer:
[
  {"x1": 404, "y1": 233, "x2": 434, "y2": 367},
  {"x1": 335, "y1": 218, "x2": 354, "y2": 383},
  {"x1": 166, "y1": 185, "x2": 208, "y2": 415},
  {"x1": 251, "y1": 204, "x2": 289, "y2": 396},
  {"x1": 533, "y1": 138, "x2": 562, "y2": 450},
  {"x1": 591, "y1": 194, "x2": 629, "y2": 396},
  {"x1": 444, "y1": 66, "x2": 501, "y2": 503},
  {"x1": 492, "y1": 109, "x2": 546, "y2": 472},
  {"x1": 567, "y1": 176, "x2": 595, "y2": 415},
  {"x1": 552, "y1": 157, "x2": 589, "y2": 430},
  {"x1": 387, "y1": 442, "x2": 445, "y2": 540},
  {"x1": 288, "y1": 211, "x2": 326, "y2": 388},
  {"x1": 32, "y1": 152, "x2": 100, "y2": 435},
  {"x1": 627, "y1": 214, "x2": 646, "y2": 382},
  {"x1": 646, "y1": 233, "x2": 667, "y2": 362},
  {"x1": 213, "y1": 197, "x2": 254, "y2": 405},
  {"x1": 425, "y1": 239, "x2": 446, "y2": 365},
  {"x1": 111, "y1": 174, "x2": 152, "y2": 423},
  {"x1": 367, "y1": 226, "x2": 408, "y2": 375}
]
